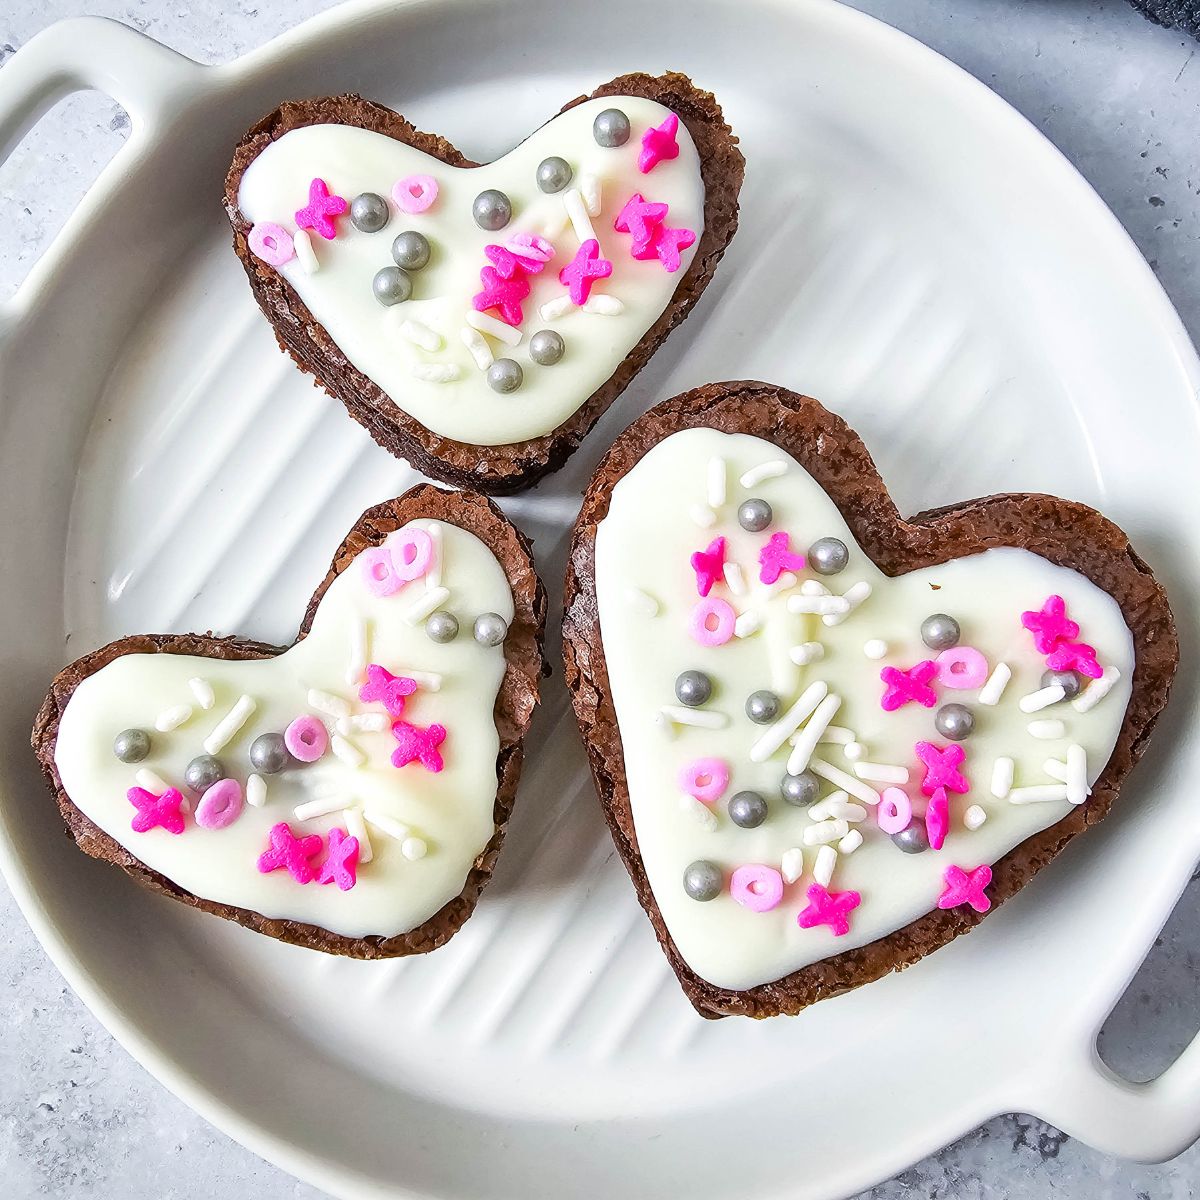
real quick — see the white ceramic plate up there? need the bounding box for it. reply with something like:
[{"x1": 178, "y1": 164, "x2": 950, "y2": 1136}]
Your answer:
[{"x1": 2, "y1": 2, "x2": 1200, "y2": 1197}]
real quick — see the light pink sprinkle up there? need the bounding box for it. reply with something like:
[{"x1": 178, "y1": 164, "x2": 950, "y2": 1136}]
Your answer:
[
  {"x1": 392, "y1": 174, "x2": 438, "y2": 213},
  {"x1": 876, "y1": 786, "x2": 912, "y2": 835},
  {"x1": 285, "y1": 714, "x2": 328, "y2": 763},
  {"x1": 248, "y1": 222, "x2": 295, "y2": 266},
  {"x1": 935, "y1": 646, "x2": 989, "y2": 690},
  {"x1": 730, "y1": 864, "x2": 785, "y2": 912},
  {"x1": 688, "y1": 597, "x2": 736, "y2": 646},
  {"x1": 678, "y1": 757, "x2": 730, "y2": 804}
]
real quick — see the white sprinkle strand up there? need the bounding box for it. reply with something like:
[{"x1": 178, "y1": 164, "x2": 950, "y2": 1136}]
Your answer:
[
  {"x1": 740, "y1": 460, "x2": 787, "y2": 488},
  {"x1": 750, "y1": 681, "x2": 829, "y2": 763},
  {"x1": 336, "y1": 716, "x2": 351, "y2": 736},
  {"x1": 844, "y1": 741, "x2": 866, "y2": 762},
  {"x1": 863, "y1": 639, "x2": 888, "y2": 660},
  {"x1": 460, "y1": 325, "x2": 494, "y2": 369},
  {"x1": 411, "y1": 363, "x2": 461, "y2": 383},
  {"x1": 500, "y1": 237, "x2": 553, "y2": 264},
  {"x1": 1009, "y1": 784, "x2": 1070, "y2": 805},
  {"x1": 853, "y1": 761, "x2": 910, "y2": 785},
  {"x1": 1020, "y1": 684, "x2": 1066, "y2": 713},
  {"x1": 1028, "y1": 719, "x2": 1066, "y2": 740},
  {"x1": 707, "y1": 457, "x2": 727, "y2": 509},
  {"x1": 818, "y1": 725, "x2": 855, "y2": 745},
  {"x1": 762, "y1": 571, "x2": 798, "y2": 597},
  {"x1": 626, "y1": 587, "x2": 659, "y2": 617},
  {"x1": 735, "y1": 610, "x2": 763, "y2": 638},
  {"x1": 822, "y1": 581, "x2": 872, "y2": 627},
  {"x1": 246, "y1": 773, "x2": 267, "y2": 808},
  {"x1": 722, "y1": 562, "x2": 746, "y2": 596},
  {"x1": 402, "y1": 837, "x2": 428, "y2": 861},
  {"x1": 404, "y1": 670, "x2": 442, "y2": 692},
  {"x1": 344, "y1": 808, "x2": 372, "y2": 863},
  {"x1": 964, "y1": 804, "x2": 988, "y2": 831},
  {"x1": 363, "y1": 808, "x2": 410, "y2": 841},
  {"x1": 579, "y1": 172, "x2": 602, "y2": 216},
  {"x1": 188, "y1": 677, "x2": 214, "y2": 710},
  {"x1": 539, "y1": 293, "x2": 574, "y2": 321},
  {"x1": 295, "y1": 795, "x2": 348, "y2": 821},
  {"x1": 808, "y1": 791, "x2": 850, "y2": 821},
  {"x1": 804, "y1": 819, "x2": 849, "y2": 846},
  {"x1": 800, "y1": 580, "x2": 831, "y2": 597},
  {"x1": 346, "y1": 618, "x2": 369, "y2": 687},
  {"x1": 583, "y1": 294, "x2": 624, "y2": 316},
  {"x1": 1044, "y1": 758, "x2": 1069, "y2": 782},
  {"x1": 813, "y1": 845, "x2": 837, "y2": 888},
  {"x1": 787, "y1": 594, "x2": 850, "y2": 617},
  {"x1": 403, "y1": 585, "x2": 451, "y2": 625},
  {"x1": 293, "y1": 228, "x2": 319, "y2": 274},
  {"x1": 154, "y1": 704, "x2": 192, "y2": 733},
  {"x1": 781, "y1": 847, "x2": 805, "y2": 885},
  {"x1": 204, "y1": 695, "x2": 256, "y2": 755},
  {"x1": 991, "y1": 757, "x2": 1015, "y2": 799},
  {"x1": 789, "y1": 641, "x2": 826, "y2": 666},
  {"x1": 563, "y1": 188, "x2": 597, "y2": 243},
  {"x1": 689, "y1": 504, "x2": 718, "y2": 529},
  {"x1": 659, "y1": 705, "x2": 729, "y2": 730},
  {"x1": 978, "y1": 661, "x2": 1012, "y2": 706},
  {"x1": 465, "y1": 309, "x2": 521, "y2": 346},
  {"x1": 397, "y1": 318, "x2": 442, "y2": 352},
  {"x1": 838, "y1": 829, "x2": 864, "y2": 855},
  {"x1": 331, "y1": 734, "x2": 366, "y2": 768},
  {"x1": 1066, "y1": 743, "x2": 1089, "y2": 805},
  {"x1": 679, "y1": 793, "x2": 718, "y2": 831},
  {"x1": 350, "y1": 712, "x2": 388, "y2": 733},
  {"x1": 809, "y1": 757, "x2": 881, "y2": 805},
  {"x1": 1073, "y1": 667, "x2": 1120, "y2": 713},
  {"x1": 307, "y1": 689, "x2": 350, "y2": 720},
  {"x1": 135, "y1": 768, "x2": 171, "y2": 794},
  {"x1": 786, "y1": 693, "x2": 843, "y2": 775}
]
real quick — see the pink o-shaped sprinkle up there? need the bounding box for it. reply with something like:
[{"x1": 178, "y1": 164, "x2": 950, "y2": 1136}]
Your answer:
[
  {"x1": 195, "y1": 778, "x2": 245, "y2": 830},
  {"x1": 390, "y1": 528, "x2": 434, "y2": 583},
  {"x1": 877, "y1": 786, "x2": 913, "y2": 835},
  {"x1": 935, "y1": 646, "x2": 989, "y2": 690},
  {"x1": 285, "y1": 715, "x2": 329, "y2": 763},
  {"x1": 730, "y1": 864, "x2": 785, "y2": 913},
  {"x1": 678, "y1": 757, "x2": 730, "y2": 804},
  {"x1": 392, "y1": 174, "x2": 439, "y2": 214},
  {"x1": 361, "y1": 547, "x2": 404, "y2": 596},
  {"x1": 688, "y1": 597, "x2": 736, "y2": 646},
  {"x1": 248, "y1": 222, "x2": 295, "y2": 266}
]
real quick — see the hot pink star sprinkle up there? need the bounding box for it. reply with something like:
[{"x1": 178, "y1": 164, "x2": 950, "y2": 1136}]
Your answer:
[
  {"x1": 126, "y1": 786, "x2": 186, "y2": 835},
  {"x1": 559, "y1": 239, "x2": 613, "y2": 306},
  {"x1": 925, "y1": 786, "x2": 950, "y2": 851},
  {"x1": 257, "y1": 822, "x2": 323, "y2": 885},
  {"x1": 473, "y1": 265, "x2": 531, "y2": 326},
  {"x1": 757, "y1": 531, "x2": 806, "y2": 584},
  {"x1": 1021, "y1": 594, "x2": 1079, "y2": 654},
  {"x1": 915, "y1": 741, "x2": 969, "y2": 796},
  {"x1": 613, "y1": 192, "x2": 668, "y2": 251},
  {"x1": 796, "y1": 882, "x2": 862, "y2": 937},
  {"x1": 879, "y1": 661, "x2": 939, "y2": 712},
  {"x1": 316, "y1": 828, "x2": 360, "y2": 891},
  {"x1": 484, "y1": 242, "x2": 549, "y2": 279},
  {"x1": 690, "y1": 536, "x2": 726, "y2": 597},
  {"x1": 391, "y1": 720, "x2": 446, "y2": 772},
  {"x1": 638, "y1": 112, "x2": 680, "y2": 174},
  {"x1": 359, "y1": 663, "x2": 418, "y2": 716},
  {"x1": 1045, "y1": 641, "x2": 1103, "y2": 679},
  {"x1": 938, "y1": 863, "x2": 992, "y2": 913},
  {"x1": 648, "y1": 225, "x2": 696, "y2": 272},
  {"x1": 294, "y1": 177, "x2": 347, "y2": 240}
]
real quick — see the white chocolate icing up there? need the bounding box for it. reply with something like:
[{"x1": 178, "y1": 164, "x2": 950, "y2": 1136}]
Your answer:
[
  {"x1": 237, "y1": 97, "x2": 704, "y2": 445},
  {"x1": 54, "y1": 521, "x2": 514, "y2": 940},
  {"x1": 594, "y1": 430, "x2": 1135, "y2": 992}
]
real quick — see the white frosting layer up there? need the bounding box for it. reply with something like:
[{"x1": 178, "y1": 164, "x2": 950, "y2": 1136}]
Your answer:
[
  {"x1": 237, "y1": 97, "x2": 704, "y2": 445},
  {"x1": 54, "y1": 521, "x2": 514, "y2": 939},
  {"x1": 593, "y1": 430, "x2": 1135, "y2": 992}
]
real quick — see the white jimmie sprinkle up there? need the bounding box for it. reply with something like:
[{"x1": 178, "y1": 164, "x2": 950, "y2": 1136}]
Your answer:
[
  {"x1": 465, "y1": 309, "x2": 522, "y2": 346},
  {"x1": 204, "y1": 695, "x2": 256, "y2": 755},
  {"x1": 809, "y1": 757, "x2": 881, "y2": 806},
  {"x1": 1028, "y1": 719, "x2": 1066, "y2": 740},
  {"x1": 308, "y1": 689, "x2": 350, "y2": 720},
  {"x1": 735, "y1": 610, "x2": 763, "y2": 638},
  {"x1": 660, "y1": 706, "x2": 729, "y2": 730},
  {"x1": 246, "y1": 774, "x2": 267, "y2": 808},
  {"x1": 188, "y1": 677, "x2": 215, "y2": 710},
  {"x1": 331, "y1": 734, "x2": 366, "y2": 768},
  {"x1": 813, "y1": 845, "x2": 837, "y2": 888},
  {"x1": 740, "y1": 460, "x2": 787, "y2": 488},
  {"x1": 978, "y1": 662, "x2": 1012, "y2": 706},
  {"x1": 583, "y1": 295, "x2": 623, "y2": 316},
  {"x1": 344, "y1": 807, "x2": 372, "y2": 863},
  {"x1": 398, "y1": 318, "x2": 443, "y2": 352},
  {"x1": 461, "y1": 325, "x2": 494, "y2": 369},
  {"x1": 823, "y1": 581, "x2": 871, "y2": 627},
  {"x1": 411, "y1": 363, "x2": 461, "y2": 383},
  {"x1": 782, "y1": 847, "x2": 805, "y2": 885},
  {"x1": 154, "y1": 704, "x2": 192, "y2": 733},
  {"x1": 293, "y1": 228, "x2": 319, "y2": 274},
  {"x1": 852, "y1": 762, "x2": 909, "y2": 785},
  {"x1": 689, "y1": 504, "x2": 718, "y2": 529},
  {"x1": 786, "y1": 693, "x2": 843, "y2": 775},
  {"x1": 403, "y1": 585, "x2": 451, "y2": 625},
  {"x1": 538, "y1": 294, "x2": 574, "y2": 321},
  {"x1": 750, "y1": 681, "x2": 829, "y2": 762},
  {"x1": 1066, "y1": 743, "x2": 1089, "y2": 805},
  {"x1": 1072, "y1": 667, "x2": 1120, "y2": 713},
  {"x1": 1020, "y1": 684, "x2": 1066, "y2": 713},
  {"x1": 626, "y1": 587, "x2": 659, "y2": 617},
  {"x1": 863, "y1": 639, "x2": 888, "y2": 660},
  {"x1": 680, "y1": 793, "x2": 718, "y2": 832},
  {"x1": 1009, "y1": 784, "x2": 1070, "y2": 805},
  {"x1": 991, "y1": 757, "x2": 1015, "y2": 799},
  {"x1": 964, "y1": 804, "x2": 988, "y2": 830},
  {"x1": 789, "y1": 641, "x2": 825, "y2": 666}
]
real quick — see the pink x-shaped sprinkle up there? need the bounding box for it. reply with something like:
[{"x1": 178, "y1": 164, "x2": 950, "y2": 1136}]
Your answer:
[
  {"x1": 359, "y1": 663, "x2": 418, "y2": 717},
  {"x1": 294, "y1": 177, "x2": 348, "y2": 240},
  {"x1": 648, "y1": 225, "x2": 696, "y2": 272},
  {"x1": 1045, "y1": 640, "x2": 1103, "y2": 679},
  {"x1": 559, "y1": 239, "x2": 613, "y2": 306},
  {"x1": 690, "y1": 536, "x2": 726, "y2": 597},
  {"x1": 473, "y1": 266, "x2": 531, "y2": 326},
  {"x1": 879, "y1": 661, "x2": 939, "y2": 712},
  {"x1": 796, "y1": 882, "x2": 862, "y2": 937},
  {"x1": 391, "y1": 720, "x2": 447, "y2": 772},
  {"x1": 757, "y1": 531, "x2": 806, "y2": 584},
  {"x1": 316, "y1": 828, "x2": 360, "y2": 891},
  {"x1": 257, "y1": 822, "x2": 324, "y2": 885},
  {"x1": 638, "y1": 112, "x2": 681, "y2": 174},
  {"x1": 925, "y1": 786, "x2": 950, "y2": 851},
  {"x1": 915, "y1": 741, "x2": 970, "y2": 796},
  {"x1": 484, "y1": 242, "x2": 549, "y2": 280},
  {"x1": 126, "y1": 786, "x2": 186, "y2": 835},
  {"x1": 613, "y1": 192, "x2": 669, "y2": 252},
  {"x1": 938, "y1": 863, "x2": 992, "y2": 913},
  {"x1": 1021, "y1": 594, "x2": 1079, "y2": 654}
]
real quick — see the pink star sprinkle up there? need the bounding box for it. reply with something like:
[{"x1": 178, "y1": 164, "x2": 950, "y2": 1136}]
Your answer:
[
  {"x1": 126, "y1": 786, "x2": 186, "y2": 835},
  {"x1": 915, "y1": 741, "x2": 970, "y2": 796},
  {"x1": 257, "y1": 822, "x2": 323, "y2": 884},
  {"x1": 559, "y1": 239, "x2": 613, "y2": 306},
  {"x1": 473, "y1": 265, "x2": 531, "y2": 326},
  {"x1": 879, "y1": 661, "x2": 939, "y2": 711},
  {"x1": 316, "y1": 828, "x2": 360, "y2": 891},
  {"x1": 613, "y1": 192, "x2": 668, "y2": 251},
  {"x1": 757, "y1": 531, "x2": 806, "y2": 584},
  {"x1": 938, "y1": 863, "x2": 992, "y2": 913},
  {"x1": 359, "y1": 663, "x2": 418, "y2": 716},
  {"x1": 690, "y1": 536, "x2": 726, "y2": 597},
  {"x1": 391, "y1": 720, "x2": 447, "y2": 772},
  {"x1": 638, "y1": 112, "x2": 680, "y2": 174},
  {"x1": 1021, "y1": 594, "x2": 1079, "y2": 654},
  {"x1": 925, "y1": 786, "x2": 950, "y2": 851},
  {"x1": 294, "y1": 177, "x2": 347, "y2": 240},
  {"x1": 1045, "y1": 641, "x2": 1103, "y2": 679},
  {"x1": 484, "y1": 242, "x2": 549, "y2": 279},
  {"x1": 796, "y1": 882, "x2": 862, "y2": 937},
  {"x1": 649, "y1": 225, "x2": 696, "y2": 272}
]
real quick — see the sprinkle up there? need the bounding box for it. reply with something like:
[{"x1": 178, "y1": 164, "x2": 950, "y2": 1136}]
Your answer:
[
  {"x1": 344, "y1": 808, "x2": 372, "y2": 863},
  {"x1": 626, "y1": 587, "x2": 659, "y2": 616},
  {"x1": 293, "y1": 228, "x2": 319, "y2": 274},
  {"x1": 461, "y1": 325, "x2": 494, "y2": 369},
  {"x1": 808, "y1": 791, "x2": 849, "y2": 820},
  {"x1": 823, "y1": 581, "x2": 872, "y2": 627},
  {"x1": 398, "y1": 318, "x2": 443, "y2": 352},
  {"x1": 362, "y1": 808, "x2": 410, "y2": 841},
  {"x1": 722, "y1": 562, "x2": 746, "y2": 595},
  {"x1": 539, "y1": 294, "x2": 574, "y2": 321},
  {"x1": 579, "y1": 172, "x2": 602, "y2": 216},
  {"x1": 789, "y1": 641, "x2": 825, "y2": 666},
  {"x1": 563, "y1": 188, "x2": 596, "y2": 243},
  {"x1": 679, "y1": 793, "x2": 718, "y2": 831},
  {"x1": 740, "y1": 460, "x2": 787, "y2": 488},
  {"x1": 809, "y1": 757, "x2": 881, "y2": 805},
  {"x1": 838, "y1": 830, "x2": 864, "y2": 855},
  {"x1": 307, "y1": 688, "x2": 350, "y2": 720},
  {"x1": 1072, "y1": 667, "x2": 1121, "y2": 713},
  {"x1": 426, "y1": 523, "x2": 442, "y2": 589},
  {"x1": 787, "y1": 594, "x2": 849, "y2": 617},
  {"x1": 1044, "y1": 758, "x2": 1069, "y2": 782},
  {"x1": 403, "y1": 585, "x2": 451, "y2": 625},
  {"x1": 804, "y1": 818, "x2": 849, "y2": 846},
  {"x1": 346, "y1": 618, "x2": 369, "y2": 687},
  {"x1": 188, "y1": 678, "x2": 215, "y2": 710},
  {"x1": 991, "y1": 757, "x2": 1014, "y2": 799},
  {"x1": 818, "y1": 725, "x2": 855, "y2": 745},
  {"x1": 786, "y1": 693, "x2": 843, "y2": 774},
  {"x1": 402, "y1": 837, "x2": 428, "y2": 861},
  {"x1": 707, "y1": 457, "x2": 727, "y2": 508},
  {"x1": 659, "y1": 705, "x2": 729, "y2": 730},
  {"x1": 411, "y1": 363, "x2": 461, "y2": 383},
  {"x1": 336, "y1": 717, "x2": 351, "y2": 736},
  {"x1": 782, "y1": 847, "x2": 805, "y2": 884},
  {"x1": 977, "y1": 662, "x2": 1012, "y2": 706},
  {"x1": 800, "y1": 580, "x2": 830, "y2": 597},
  {"x1": 853, "y1": 761, "x2": 910, "y2": 785},
  {"x1": 465, "y1": 309, "x2": 522, "y2": 346},
  {"x1": 294, "y1": 795, "x2": 348, "y2": 821},
  {"x1": 500, "y1": 236, "x2": 553, "y2": 264},
  {"x1": 813, "y1": 845, "x2": 837, "y2": 888},
  {"x1": 689, "y1": 504, "x2": 718, "y2": 529},
  {"x1": 762, "y1": 571, "x2": 798, "y2": 597},
  {"x1": 1028, "y1": 719, "x2": 1066, "y2": 740},
  {"x1": 750, "y1": 680, "x2": 829, "y2": 762},
  {"x1": 963, "y1": 804, "x2": 988, "y2": 831},
  {"x1": 350, "y1": 713, "x2": 389, "y2": 733},
  {"x1": 863, "y1": 639, "x2": 888, "y2": 660},
  {"x1": 734, "y1": 611, "x2": 763, "y2": 638},
  {"x1": 154, "y1": 704, "x2": 192, "y2": 733},
  {"x1": 844, "y1": 742, "x2": 865, "y2": 762},
  {"x1": 583, "y1": 295, "x2": 624, "y2": 315},
  {"x1": 1020, "y1": 684, "x2": 1066, "y2": 713},
  {"x1": 834, "y1": 801, "x2": 869, "y2": 824},
  {"x1": 1066, "y1": 743, "x2": 1089, "y2": 805},
  {"x1": 203, "y1": 694, "x2": 256, "y2": 755},
  {"x1": 1009, "y1": 784, "x2": 1069, "y2": 805},
  {"x1": 404, "y1": 670, "x2": 443, "y2": 692},
  {"x1": 331, "y1": 734, "x2": 366, "y2": 768},
  {"x1": 134, "y1": 768, "x2": 171, "y2": 794},
  {"x1": 241, "y1": 773, "x2": 266, "y2": 809}
]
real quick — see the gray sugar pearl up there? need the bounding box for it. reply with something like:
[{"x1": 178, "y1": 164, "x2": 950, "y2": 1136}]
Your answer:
[
  {"x1": 391, "y1": 229, "x2": 431, "y2": 271},
  {"x1": 536, "y1": 155, "x2": 573, "y2": 194},
  {"x1": 350, "y1": 191, "x2": 390, "y2": 233},
  {"x1": 683, "y1": 859, "x2": 723, "y2": 902},
  {"x1": 745, "y1": 689, "x2": 781, "y2": 724},
  {"x1": 113, "y1": 727, "x2": 151, "y2": 763},
  {"x1": 738, "y1": 498, "x2": 773, "y2": 532},
  {"x1": 675, "y1": 670, "x2": 713, "y2": 707},
  {"x1": 249, "y1": 732, "x2": 290, "y2": 775},
  {"x1": 184, "y1": 754, "x2": 225, "y2": 793},
  {"x1": 935, "y1": 702, "x2": 975, "y2": 741},
  {"x1": 808, "y1": 536, "x2": 849, "y2": 576},
  {"x1": 1041, "y1": 668, "x2": 1083, "y2": 700},
  {"x1": 529, "y1": 329, "x2": 565, "y2": 366},
  {"x1": 921, "y1": 613, "x2": 961, "y2": 651},
  {"x1": 472, "y1": 188, "x2": 512, "y2": 231},
  {"x1": 426, "y1": 610, "x2": 459, "y2": 644},
  {"x1": 729, "y1": 790, "x2": 769, "y2": 829},
  {"x1": 487, "y1": 358, "x2": 523, "y2": 394},
  {"x1": 781, "y1": 769, "x2": 820, "y2": 807},
  {"x1": 474, "y1": 612, "x2": 508, "y2": 647},
  {"x1": 593, "y1": 107, "x2": 631, "y2": 148},
  {"x1": 892, "y1": 823, "x2": 930, "y2": 854},
  {"x1": 372, "y1": 265, "x2": 412, "y2": 306}
]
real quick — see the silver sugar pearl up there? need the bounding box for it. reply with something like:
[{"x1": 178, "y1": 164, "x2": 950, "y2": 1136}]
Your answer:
[
  {"x1": 391, "y1": 229, "x2": 431, "y2": 271},
  {"x1": 921, "y1": 613, "x2": 961, "y2": 651},
  {"x1": 372, "y1": 265, "x2": 412, "y2": 306},
  {"x1": 682, "y1": 859, "x2": 723, "y2": 901},
  {"x1": 184, "y1": 754, "x2": 225, "y2": 793},
  {"x1": 529, "y1": 329, "x2": 565, "y2": 366},
  {"x1": 745, "y1": 689, "x2": 781, "y2": 724},
  {"x1": 349, "y1": 191, "x2": 390, "y2": 233},
  {"x1": 738, "y1": 498, "x2": 773, "y2": 532},
  {"x1": 249, "y1": 733, "x2": 290, "y2": 775},
  {"x1": 728, "y1": 790, "x2": 769, "y2": 829},
  {"x1": 808, "y1": 536, "x2": 849, "y2": 575},
  {"x1": 426, "y1": 610, "x2": 459, "y2": 644},
  {"x1": 487, "y1": 358, "x2": 523, "y2": 393},
  {"x1": 935, "y1": 702, "x2": 975, "y2": 741},
  {"x1": 781, "y1": 769, "x2": 820, "y2": 807},
  {"x1": 675, "y1": 670, "x2": 713, "y2": 707},
  {"x1": 472, "y1": 188, "x2": 512, "y2": 231},
  {"x1": 892, "y1": 824, "x2": 930, "y2": 854},
  {"x1": 1041, "y1": 668, "x2": 1083, "y2": 700},
  {"x1": 474, "y1": 612, "x2": 508, "y2": 647},
  {"x1": 593, "y1": 108, "x2": 631, "y2": 147},
  {"x1": 536, "y1": 155, "x2": 573, "y2": 193},
  {"x1": 113, "y1": 727, "x2": 151, "y2": 763}
]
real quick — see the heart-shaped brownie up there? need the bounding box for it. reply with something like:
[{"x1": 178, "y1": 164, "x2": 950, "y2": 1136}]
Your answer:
[
  {"x1": 563, "y1": 382, "x2": 1176, "y2": 1018},
  {"x1": 33, "y1": 486, "x2": 545, "y2": 956},
  {"x1": 225, "y1": 74, "x2": 743, "y2": 494}
]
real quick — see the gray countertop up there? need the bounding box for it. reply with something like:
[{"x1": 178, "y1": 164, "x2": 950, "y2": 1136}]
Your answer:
[{"x1": 2, "y1": 0, "x2": 1199, "y2": 1196}]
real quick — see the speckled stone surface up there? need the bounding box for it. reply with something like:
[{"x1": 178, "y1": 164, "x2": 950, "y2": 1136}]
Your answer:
[{"x1": 2, "y1": 1, "x2": 1199, "y2": 1196}]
